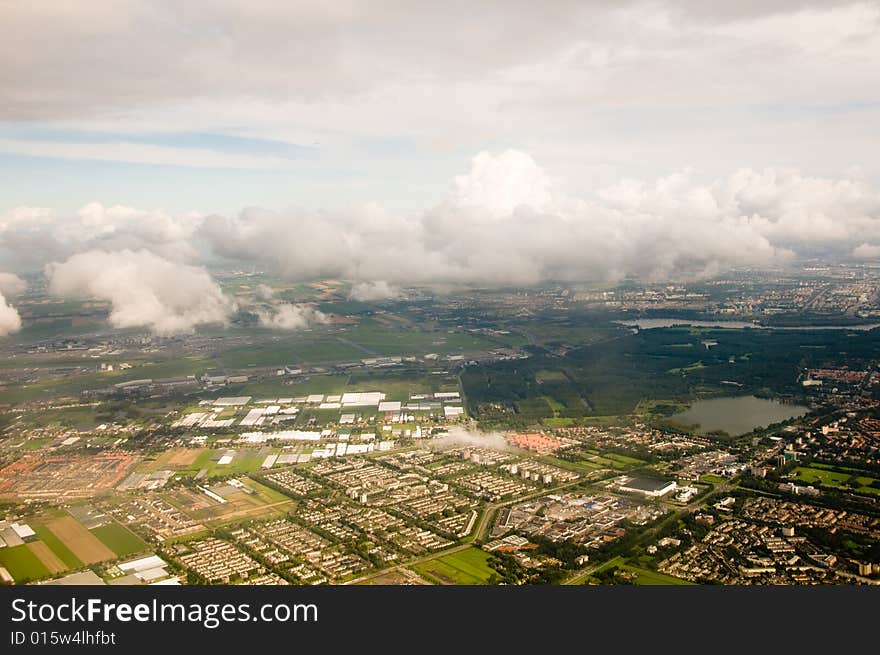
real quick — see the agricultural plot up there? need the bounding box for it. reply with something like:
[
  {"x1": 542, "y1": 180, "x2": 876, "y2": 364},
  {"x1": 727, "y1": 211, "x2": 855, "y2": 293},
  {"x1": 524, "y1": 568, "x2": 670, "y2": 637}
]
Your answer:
[
  {"x1": 180, "y1": 449, "x2": 270, "y2": 479},
  {"x1": 0, "y1": 544, "x2": 51, "y2": 582},
  {"x1": 46, "y1": 516, "x2": 115, "y2": 565},
  {"x1": 136, "y1": 448, "x2": 207, "y2": 473},
  {"x1": 161, "y1": 482, "x2": 293, "y2": 526},
  {"x1": 31, "y1": 523, "x2": 84, "y2": 570},
  {"x1": 26, "y1": 542, "x2": 67, "y2": 574},
  {"x1": 90, "y1": 523, "x2": 148, "y2": 558}
]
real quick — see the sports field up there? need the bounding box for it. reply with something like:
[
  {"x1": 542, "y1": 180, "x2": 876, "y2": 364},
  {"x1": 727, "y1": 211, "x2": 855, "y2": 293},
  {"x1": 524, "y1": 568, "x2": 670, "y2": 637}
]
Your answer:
[{"x1": 411, "y1": 548, "x2": 496, "y2": 585}]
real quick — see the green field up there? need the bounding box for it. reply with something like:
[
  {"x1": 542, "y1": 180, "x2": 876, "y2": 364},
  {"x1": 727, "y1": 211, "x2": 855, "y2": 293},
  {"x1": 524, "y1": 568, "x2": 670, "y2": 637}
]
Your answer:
[
  {"x1": 543, "y1": 417, "x2": 576, "y2": 427},
  {"x1": 536, "y1": 370, "x2": 568, "y2": 383},
  {"x1": 411, "y1": 548, "x2": 497, "y2": 585},
  {"x1": 0, "y1": 544, "x2": 51, "y2": 582},
  {"x1": 246, "y1": 478, "x2": 294, "y2": 503},
  {"x1": 578, "y1": 450, "x2": 634, "y2": 470},
  {"x1": 90, "y1": 523, "x2": 149, "y2": 557},
  {"x1": 218, "y1": 339, "x2": 365, "y2": 368},
  {"x1": 792, "y1": 466, "x2": 880, "y2": 496},
  {"x1": 587, "y1": 557, "x2": 694, "y2": 586},
  {"x1": 618, "y1": 564, "x2": 695, "y2": 586},
  {"x1": 182, "y1": 449, "x2": 269, "y2": 479},
  {"x1": 32, "y1": 524, "x2": 84, "y2": 570},
  {"x1": 602, "y1": 452, "x2": 647, "y2": 466}
]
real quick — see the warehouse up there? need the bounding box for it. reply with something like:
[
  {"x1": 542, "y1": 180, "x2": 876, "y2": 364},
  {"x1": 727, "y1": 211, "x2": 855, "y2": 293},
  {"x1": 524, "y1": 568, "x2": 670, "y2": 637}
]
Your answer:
[{"x1": 615, "y1": 476, "x2": 677, "y2": 498}]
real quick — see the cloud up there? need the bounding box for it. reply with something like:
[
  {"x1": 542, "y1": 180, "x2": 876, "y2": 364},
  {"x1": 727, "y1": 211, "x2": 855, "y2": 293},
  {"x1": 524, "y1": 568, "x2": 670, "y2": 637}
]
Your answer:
[
  {"x1": 349, "y1": 281, "x2": 401, "y2": 301},
  {"x1": 200, "y1": 149, "x2": 878, "y2": 285},
  {"x1": 255, "y1": 303, "x2": 327, "y2": 330},
  {"x1": 254, "y1": 284, "x2": 276, "y2": 299},
  {"x1": 3, "y1": 149, "x2": 880, "y2": 303},
  {"x1": 448, "y1": 149, "x2": 555, "y2": 219},
  {"x1": 0, "y1": 272, "x2": 25, "y2": 337},
  {"x1": 2, "y1": 2, "x2": 874, "y2": 123},
  {"x1": 852, "y1": 243, "x2": 880, "y2": 259},
  {"x1": 0, "y1": 290, "x2": 22, "y2": 337},
  {"x1": 433, "y1": 426, "x2": 512, "y2": 452},
  {"x1": 0, "y1": 272, "x2": 26, "y2": 297},
  {"x1": 0, "y1": 202, "x2": 201, "y2": 268},
  {"x1": 45, "y1": 249, "x2": 234, "y2": 335}
]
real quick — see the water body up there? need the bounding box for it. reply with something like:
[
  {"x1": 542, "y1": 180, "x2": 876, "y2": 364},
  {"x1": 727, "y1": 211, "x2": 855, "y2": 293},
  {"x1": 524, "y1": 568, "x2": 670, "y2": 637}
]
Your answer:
[
  {"x1": 618, "y1": 319, "x2": 880, "y2": 331},
  {"x1": 670, "y1": 395, "x2": 808, "y2": 436}
]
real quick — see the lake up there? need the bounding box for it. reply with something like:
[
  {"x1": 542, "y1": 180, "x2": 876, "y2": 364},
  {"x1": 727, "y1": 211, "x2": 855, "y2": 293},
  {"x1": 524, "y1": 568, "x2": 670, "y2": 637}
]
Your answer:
[
  {"x1": 618, "y1": 319, "x2": 880, "y2": 331},
  {"x1": 670, "y1": 395, "x2": 808, "y2": 436}
]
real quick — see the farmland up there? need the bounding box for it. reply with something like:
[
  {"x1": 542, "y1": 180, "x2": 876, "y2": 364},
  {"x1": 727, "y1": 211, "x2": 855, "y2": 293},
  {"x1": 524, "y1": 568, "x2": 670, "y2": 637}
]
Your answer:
[
  {"x1": 90, "y1": 523, "x2": 149, "y2": 558},
  {"x1": 46, "y1": 516, "x2": 115, "y2": 565},
  {"x1": 0, "y1": 545, "x2": 51, "y2": 582}
]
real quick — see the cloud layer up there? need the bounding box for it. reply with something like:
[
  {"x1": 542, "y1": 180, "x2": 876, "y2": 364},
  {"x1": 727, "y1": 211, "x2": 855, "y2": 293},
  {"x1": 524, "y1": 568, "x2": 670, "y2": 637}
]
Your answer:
[
  {"x1": 45, "y1": 249, "x2": 234, "y2": 335},
  {"x1": 0, "y1": 202, "x2": 200, "y2": 269},
  {"x1": 199, "y1": 150, "x2": 880, "y2": 286},
  {"x1": 2, "y1": 148, "x2": 879, "y2": 335}
]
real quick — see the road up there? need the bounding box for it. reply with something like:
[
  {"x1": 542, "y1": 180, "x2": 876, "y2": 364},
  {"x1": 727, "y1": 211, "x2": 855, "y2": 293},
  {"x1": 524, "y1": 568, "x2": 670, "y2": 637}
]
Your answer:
[
  {"x1": 335, "y1": 336, "x2": 378, "y2": 357},
  {"x1": 344, "y1": 478, "x2": 586, "y2": 585},
  {"x1": 562, "y1": 480, "x2": 735, "y2": 585}
]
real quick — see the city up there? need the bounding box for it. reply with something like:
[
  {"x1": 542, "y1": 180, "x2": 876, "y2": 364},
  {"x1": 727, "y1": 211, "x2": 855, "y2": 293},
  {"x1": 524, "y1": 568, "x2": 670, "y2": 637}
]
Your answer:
[{"x1": 1, "y1": 268, "x2": 879, "y2": 586}]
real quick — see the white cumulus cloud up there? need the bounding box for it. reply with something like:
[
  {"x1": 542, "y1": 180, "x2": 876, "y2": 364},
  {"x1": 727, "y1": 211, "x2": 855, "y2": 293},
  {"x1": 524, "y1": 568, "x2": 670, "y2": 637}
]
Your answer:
[
  {"x1": 256, "y1": 303, "x2": 327, "y2": 330},
  {"x1": 45, "y1": 249, "x2": 234, "y2": 335},
  {"x1": 0, "y1": 292, "x2": 22, "y2": 337},
  {"x1": 349, "y1": 281, "x2": 401, "y2": 301},
  {"x1": 206, "y1": 150, "x2": 869, "y2": 285},
  {"x1": 0, "y1": 202, "x2": 202, "y2": 268},
  {"x1": 0, "y1": 272, "x2": 25, "y2": 337},
  {"x1": 0, "y1": 272, "x2": 27, "y2": 297}
]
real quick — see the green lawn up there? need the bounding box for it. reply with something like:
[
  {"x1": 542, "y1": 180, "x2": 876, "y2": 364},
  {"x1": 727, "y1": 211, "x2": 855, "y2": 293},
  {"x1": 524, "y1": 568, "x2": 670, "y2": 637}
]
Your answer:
[
  {"x1": 90, "y1": 523, "x2": 149, "y2": 558},
  {"x1": 603, "y1": 452, "x2": 647, "y2": 466},
  {"x1": 0, "y1": 544, "x2": 51, "y2": 582},
  {"x1": 543, "y1": 417, "x2": 576, "y2": 427},
  {"x1": 579, "y1": 451, "x2": 632, "y2": 470},
  {"x1": 32, "y1": 524, "x2": 83, "y2": 570},
  {"x1": 245, "y1": 479, "x2": 294, "y2": 503},
  {"x1": 792, "y1": 466, "x2": 879, "y2": 496},
  {"x1": 618, "y1": 564, "x2": 695, "y2": 585},
  {"x1": 411, "y1": 548, "x2": 497, "y2": 585},
  {"x1": 536, "y1": 370, "x2": 568, "y2": 383}
]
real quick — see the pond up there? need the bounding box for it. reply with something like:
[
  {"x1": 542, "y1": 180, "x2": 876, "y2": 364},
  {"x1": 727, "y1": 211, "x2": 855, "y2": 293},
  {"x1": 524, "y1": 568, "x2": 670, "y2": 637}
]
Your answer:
[
  {"x1": 670, "y1": 395, "x2": 808, "y2": 437},
  {"x1": 618, "y1": 318, "x2": 880, "y2": 331}
]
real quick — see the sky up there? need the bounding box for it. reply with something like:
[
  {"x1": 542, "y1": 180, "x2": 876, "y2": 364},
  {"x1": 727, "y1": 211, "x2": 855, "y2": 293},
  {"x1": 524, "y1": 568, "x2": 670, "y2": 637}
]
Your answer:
[
  {"x1": 1, "y1": 1, "x2": 879, "y2": 212},
  {"x1": 1, "y1": 1, "x2": 880, "y2": 336}
]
